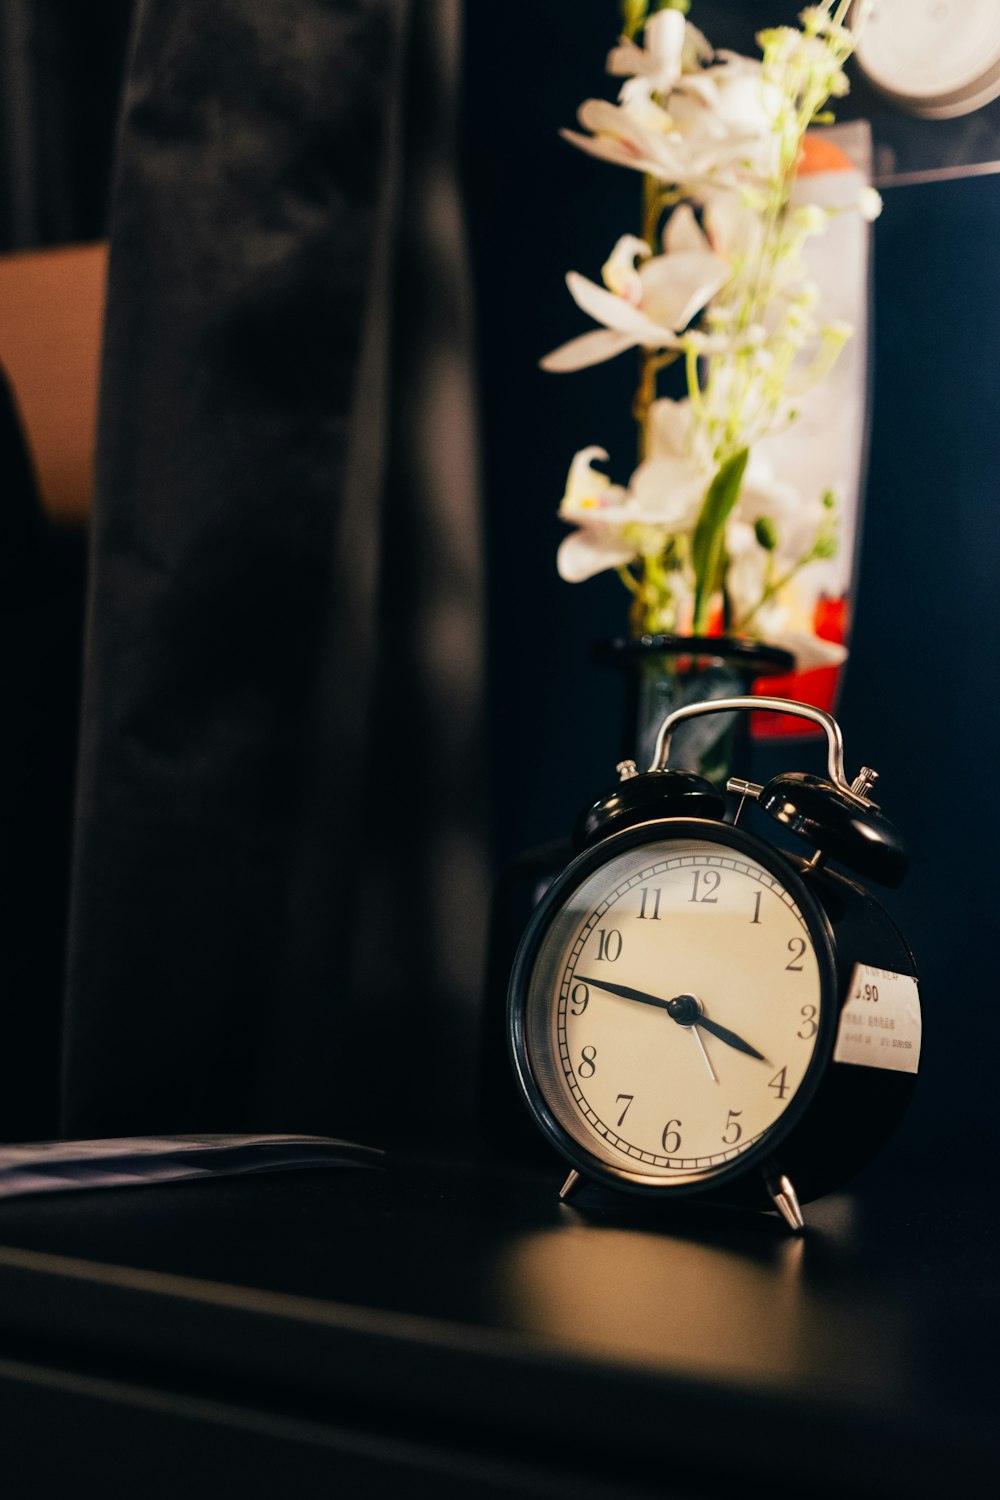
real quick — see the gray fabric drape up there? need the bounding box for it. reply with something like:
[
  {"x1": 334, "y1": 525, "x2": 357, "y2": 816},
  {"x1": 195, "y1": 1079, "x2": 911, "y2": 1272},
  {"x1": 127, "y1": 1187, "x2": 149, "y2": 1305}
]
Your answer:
[{"x1": 62, "y1": 0, "x2": 487, "y2": 1146}]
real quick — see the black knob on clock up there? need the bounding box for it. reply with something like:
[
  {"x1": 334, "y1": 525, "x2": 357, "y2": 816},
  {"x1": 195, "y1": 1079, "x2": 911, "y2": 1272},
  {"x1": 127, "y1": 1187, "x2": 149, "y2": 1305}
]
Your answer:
[
  {"x1": 574, "y1": 767, "x2": 726, "y2": 851},
  {"x1": 757, "y1": 771, "x2": 908, "y2": 887}
]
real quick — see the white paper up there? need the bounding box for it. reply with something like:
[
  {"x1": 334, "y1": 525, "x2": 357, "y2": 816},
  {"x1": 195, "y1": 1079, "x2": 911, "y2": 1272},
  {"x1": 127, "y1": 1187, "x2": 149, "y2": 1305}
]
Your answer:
[{"x1": 833, "y1": 964, "x2": 922, "y2": 1074}]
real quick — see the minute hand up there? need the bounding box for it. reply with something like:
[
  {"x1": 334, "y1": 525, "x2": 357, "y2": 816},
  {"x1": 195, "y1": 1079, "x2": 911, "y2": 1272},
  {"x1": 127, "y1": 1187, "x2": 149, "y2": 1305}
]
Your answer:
[{"x1": 575, "y1": 977, "x2": 767, "y2": 1061}]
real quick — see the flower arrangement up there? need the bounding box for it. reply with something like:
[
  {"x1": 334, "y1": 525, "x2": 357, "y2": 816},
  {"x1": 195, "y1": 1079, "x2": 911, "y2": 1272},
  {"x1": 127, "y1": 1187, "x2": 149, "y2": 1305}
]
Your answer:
[{"x1": 543, "y1": 0, "x2": 880, "y2": 671}]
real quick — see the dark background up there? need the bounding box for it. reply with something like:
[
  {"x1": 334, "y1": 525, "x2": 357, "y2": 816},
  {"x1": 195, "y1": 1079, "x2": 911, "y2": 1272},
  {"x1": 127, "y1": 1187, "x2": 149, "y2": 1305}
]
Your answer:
[{"x1": 2, "y1": 0, "x2": 999, "y2": 1161}]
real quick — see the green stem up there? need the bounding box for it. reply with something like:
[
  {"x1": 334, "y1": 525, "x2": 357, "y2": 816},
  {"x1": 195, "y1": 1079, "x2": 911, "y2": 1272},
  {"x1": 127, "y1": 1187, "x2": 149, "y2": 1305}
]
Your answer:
[
  {"x1": 732, "y1": 554, "x2": 810, "y2": 635},
  {"x1": 684, "y1": 343, "x2": 705, "y2": 423}
]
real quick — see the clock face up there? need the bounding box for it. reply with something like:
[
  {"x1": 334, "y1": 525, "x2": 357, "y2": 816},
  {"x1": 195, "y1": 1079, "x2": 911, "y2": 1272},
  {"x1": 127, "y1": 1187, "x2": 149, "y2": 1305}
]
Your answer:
[
  {"x1": 513, "y1": 823, "x2": 832, "y2": 1190},
  {"x1": 856, "y1": 0, "x2": 1000, "y2": 118}
]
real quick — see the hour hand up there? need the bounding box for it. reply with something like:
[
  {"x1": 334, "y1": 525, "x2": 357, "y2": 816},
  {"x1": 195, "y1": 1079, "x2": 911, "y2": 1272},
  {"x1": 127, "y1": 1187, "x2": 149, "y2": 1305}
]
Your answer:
[{"x1": 694, "y1": 1013, "x2": 767, "y2": 1063}]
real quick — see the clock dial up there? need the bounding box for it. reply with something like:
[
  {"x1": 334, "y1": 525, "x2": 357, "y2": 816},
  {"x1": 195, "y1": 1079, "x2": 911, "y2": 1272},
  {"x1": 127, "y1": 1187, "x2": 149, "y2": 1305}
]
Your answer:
[
  {"x1": 856, "y1": 0, "x2": 1000, "y2": 119},
  {"x1": 521, "y1": 832, "x2": 825, "y2": 1187}
]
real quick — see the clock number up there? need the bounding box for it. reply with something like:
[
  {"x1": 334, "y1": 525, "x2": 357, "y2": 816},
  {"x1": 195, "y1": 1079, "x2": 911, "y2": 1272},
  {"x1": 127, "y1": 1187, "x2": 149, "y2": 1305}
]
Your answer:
[
  {"x1": 690, "y1": 869, "x2": 720, "y2": 904},
  {"x1": 798, "y1": 1004, "x2": 818, "y2": 1040},
  {"x1": 615, "y1": 1094, "x2": 634, "y2": 1128},
  {"x1": 578, "y1": 1046, "x2": 597, "y2": 1079},
  {"x1": 786, "y1": 937, "x2": 806, "y2": 971},
  {"x1": 570, "y1": 982, "x2": 589, "y2": 1017},
  {"x1": 768, "y1": 1066, "x2": 790, "y2": 1100},
  {"x1": 751, "y1": 890, "x2": 763, "y2": 925},
  {"x1": 595, "y1": 928, "x2": 623, "y2": 962},
  {"x1": 722, "y1": 1109, "x2": 743, "y2": 1145},
  {"x1": 638, "y1": 886, "x2": 662, "y2": 920},
  {"x1": 661, "y1": 1119, "x2": 682, "y2": 1154}
]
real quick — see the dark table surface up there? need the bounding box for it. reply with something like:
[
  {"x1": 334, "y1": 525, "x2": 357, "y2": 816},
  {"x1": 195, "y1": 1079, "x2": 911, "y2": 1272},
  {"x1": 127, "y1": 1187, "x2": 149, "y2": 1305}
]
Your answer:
[{"x1": 0, "y1": 1138, "x2": 996, "y2": 1498}]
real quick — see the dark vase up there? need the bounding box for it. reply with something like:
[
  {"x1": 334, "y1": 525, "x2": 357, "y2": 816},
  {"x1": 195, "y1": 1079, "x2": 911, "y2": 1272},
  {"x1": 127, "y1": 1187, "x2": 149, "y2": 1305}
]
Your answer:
[{"x1": 593, "y1": 634, "x2": 795, "y2": 783}]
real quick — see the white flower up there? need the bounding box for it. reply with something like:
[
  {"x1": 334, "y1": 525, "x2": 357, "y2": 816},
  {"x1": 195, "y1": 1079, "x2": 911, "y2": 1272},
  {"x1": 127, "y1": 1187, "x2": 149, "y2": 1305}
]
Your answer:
[
  {"x1": 632, "y1": 395, "x2": 716, "y2": 516},
  {"x1": 677, "y1": 53, "x2": 772, "y2": 130},
  {"x1": 560, "y1": 97, "x2": 682, "y2": 178},
  {"x1": 646, "y1": 394, "x2": 699, "y2": 460},
  {"x1": 758, "y1": 610, "x2": 848, "y2": 671},
  {"x1": 547, "y1": 1, "x2": 874, "y2": 650},
  {"x1": 627, "y1": 451, "x2": 713, "y2": 529},
  {"x1": 558, "y1": 446, "x2": 627, "y2": 521},
  {"x1": 561, "y1": 85, "x2": 770, "y2": 192},
  {"x1": 557, "y1": 448, "x2": 635, "y2": 582},
  {"x1": 726, "y1": 548, "x2": 847, "y2": 671},
  {"x1": 699, "y1": 185, "x2": 765, "y2": 271},
  {"x1": 735, "y1": 453, "x2": 822, "y2": 562},
  {"x1": 556, "y1": 433, "x2": 714, "y2": 584},
  {"x1": 607, "y1": 8, "x2": 686, "y2": 97},
  {"x1": 607, "y1": 9, "x2": 712, "y2": 100},
  {"x1": 758, "y1": 25, "x2": 850, "y2": 102},
  {"x1": 541, "y1": 207, "x2": 731, "y2": 373},
  {"x1": 773, "y1": 629, "x2": 847, "y2": 671}
]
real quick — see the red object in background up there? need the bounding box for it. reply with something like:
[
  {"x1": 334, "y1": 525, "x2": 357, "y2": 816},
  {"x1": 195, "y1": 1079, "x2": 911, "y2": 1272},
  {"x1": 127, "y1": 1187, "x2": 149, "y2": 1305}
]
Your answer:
[{"x1": 751, "y1": 595, "x2": 847, "y2": 738}]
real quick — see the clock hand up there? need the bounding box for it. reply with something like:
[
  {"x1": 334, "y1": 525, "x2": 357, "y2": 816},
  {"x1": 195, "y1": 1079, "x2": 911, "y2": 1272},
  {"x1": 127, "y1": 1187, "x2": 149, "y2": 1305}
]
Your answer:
[
  {"x1": 693, "y1": 1013, "x2": 767, "y2": 1063},
  {"x1": 576, "y1": 978, "x2": 767, "y2": 1062},
  {"x1": 690, "y1": 1023, "x2": 719, "y2": 1084},
  {"x1": 576, "y1": 977, "x2": 717, "y2": 1079},
  {"x1": 575, "y1": 977, "x2": 674, "y2": 1012}
]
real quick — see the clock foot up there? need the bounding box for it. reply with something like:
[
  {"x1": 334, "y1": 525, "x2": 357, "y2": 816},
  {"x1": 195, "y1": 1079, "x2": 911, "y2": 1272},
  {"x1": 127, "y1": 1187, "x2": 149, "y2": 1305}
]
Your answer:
[
  {"x1": 764, "y1": 1169, "x2": 806, "y2": 1233},
  {"x1": 559, "y1": 1170, "x2": 584, "y2": 1203}
]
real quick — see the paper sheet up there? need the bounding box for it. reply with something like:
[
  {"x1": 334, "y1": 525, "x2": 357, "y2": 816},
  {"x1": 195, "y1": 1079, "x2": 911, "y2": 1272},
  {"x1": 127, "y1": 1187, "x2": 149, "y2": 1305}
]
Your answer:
[{"x1": 0, "y1": 1134, "x2": 384, "y2": 1201}]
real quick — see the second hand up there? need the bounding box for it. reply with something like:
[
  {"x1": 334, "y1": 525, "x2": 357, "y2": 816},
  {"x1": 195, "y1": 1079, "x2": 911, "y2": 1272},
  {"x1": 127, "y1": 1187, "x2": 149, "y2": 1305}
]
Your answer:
[{"x1": 691, "y1": 1025, "x2": 719, "y2": 1084}]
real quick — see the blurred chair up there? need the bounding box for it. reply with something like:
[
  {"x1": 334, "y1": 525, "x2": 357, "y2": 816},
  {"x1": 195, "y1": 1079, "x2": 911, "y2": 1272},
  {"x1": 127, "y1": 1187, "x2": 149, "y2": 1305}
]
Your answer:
[{"x1": 0, "y1": 240, "x2": 107, "y2": 523}]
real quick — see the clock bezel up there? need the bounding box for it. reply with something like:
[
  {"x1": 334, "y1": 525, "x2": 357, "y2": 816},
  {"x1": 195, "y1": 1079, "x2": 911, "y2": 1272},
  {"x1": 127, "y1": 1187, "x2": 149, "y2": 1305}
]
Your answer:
[{"x1": 508, "y1": 816, "x2": 841, "y2": 1199}]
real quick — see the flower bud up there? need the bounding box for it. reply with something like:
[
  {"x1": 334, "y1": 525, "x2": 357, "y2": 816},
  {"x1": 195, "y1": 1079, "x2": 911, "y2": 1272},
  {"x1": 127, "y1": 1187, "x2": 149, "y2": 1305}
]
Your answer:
[
  {"x1": 858, "y1": 186, "x2": 883, "y2": 222},
  {"x1": 754, "y1": 516, "x2": 779, "y2": 550}
]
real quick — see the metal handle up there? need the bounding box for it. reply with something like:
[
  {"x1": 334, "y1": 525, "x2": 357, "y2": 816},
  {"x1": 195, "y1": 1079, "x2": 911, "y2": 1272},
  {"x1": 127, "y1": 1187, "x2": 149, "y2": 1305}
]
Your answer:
[{"x1": 650, "y1": 695, "x2": 858, "y2": 795}]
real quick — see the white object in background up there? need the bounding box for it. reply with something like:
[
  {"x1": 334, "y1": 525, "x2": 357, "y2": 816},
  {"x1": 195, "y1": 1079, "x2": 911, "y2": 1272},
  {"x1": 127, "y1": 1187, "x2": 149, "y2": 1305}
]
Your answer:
[
  {"x1": 0, "y1": 1135, "x2": 384, "y2": 1200},
  {"x1": 857, "y1": 0, "x2": 1000, "y2": 119}
]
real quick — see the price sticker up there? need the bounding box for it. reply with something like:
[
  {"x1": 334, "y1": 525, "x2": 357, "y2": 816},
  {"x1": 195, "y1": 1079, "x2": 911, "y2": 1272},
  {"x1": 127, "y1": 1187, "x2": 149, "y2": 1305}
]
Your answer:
[{"x1": 833, "y1": 963, "x2": 921, "y2": 1074}]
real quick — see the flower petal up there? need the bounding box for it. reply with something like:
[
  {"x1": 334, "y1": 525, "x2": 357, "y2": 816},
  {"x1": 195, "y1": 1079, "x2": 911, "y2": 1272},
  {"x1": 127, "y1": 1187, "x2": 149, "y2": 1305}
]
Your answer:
[
  {"x1": 638, "y1": 250, "x2": 730, "y2": 331},
  {"x1": 559, "y1": 127, "x2": 663, "y2": 177},
  {"x1": 566, "y1": 271, "x2": 673, "y2": 342},
  {"x1": 557, "y1": 527, "x2": 636, "y2": 582},
  {"x1": 601, "y1": 235, "x2": 651, "y2": 299},
  {"x1": 646, "y1": 398, "x2": 695, "y2": 460},
  {"x1": 645, "y1": 8, "x2": 686, "y2": 75},
  {"x1": 662, "y1": 202, "x2": 710, "y2": 256},
  {"x1": 541, "y1": 327, "x2": 637, "y2": 372},
  {"x1": 768, "y1": 630, "x2": 848, "y2": 671},
  {"x1": 606, "y1": 37, "x2": 650, "y2": 79},
  {"x1": 628, "y1": 454, "x2": 713, "y2": 526},
  {"x1": 607, "y1": 9, "x2": 685, "y2": 91}
]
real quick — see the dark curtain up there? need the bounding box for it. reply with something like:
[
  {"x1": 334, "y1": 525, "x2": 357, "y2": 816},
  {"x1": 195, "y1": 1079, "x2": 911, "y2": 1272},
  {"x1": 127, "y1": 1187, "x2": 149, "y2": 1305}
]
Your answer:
[
  {"x1": 62, "y1": 0, "x2": 487, "y2": 1147},
  {"x1": 0, "y1": 368, "x2": 85, "y2": 1140},
  {"x1": 0, "y1": 0, "x2": 134, "y2": 251}
]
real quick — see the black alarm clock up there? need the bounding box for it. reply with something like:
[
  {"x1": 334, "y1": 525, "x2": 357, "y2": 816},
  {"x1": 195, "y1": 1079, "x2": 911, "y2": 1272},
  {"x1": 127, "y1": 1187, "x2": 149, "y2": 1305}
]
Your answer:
[{"x1": 507, "y1": 697, "x2": 922, "y2": 1231}]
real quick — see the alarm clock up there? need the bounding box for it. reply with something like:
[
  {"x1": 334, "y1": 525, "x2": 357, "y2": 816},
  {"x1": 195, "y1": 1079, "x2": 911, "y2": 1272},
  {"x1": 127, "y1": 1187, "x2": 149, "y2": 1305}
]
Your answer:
[
  {"x1": 855, "y1": 0, "x2": 1000, "y2": 120},
  {"x1": 507, "y1": 697, "x2": 921, "y2": 1231}
]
